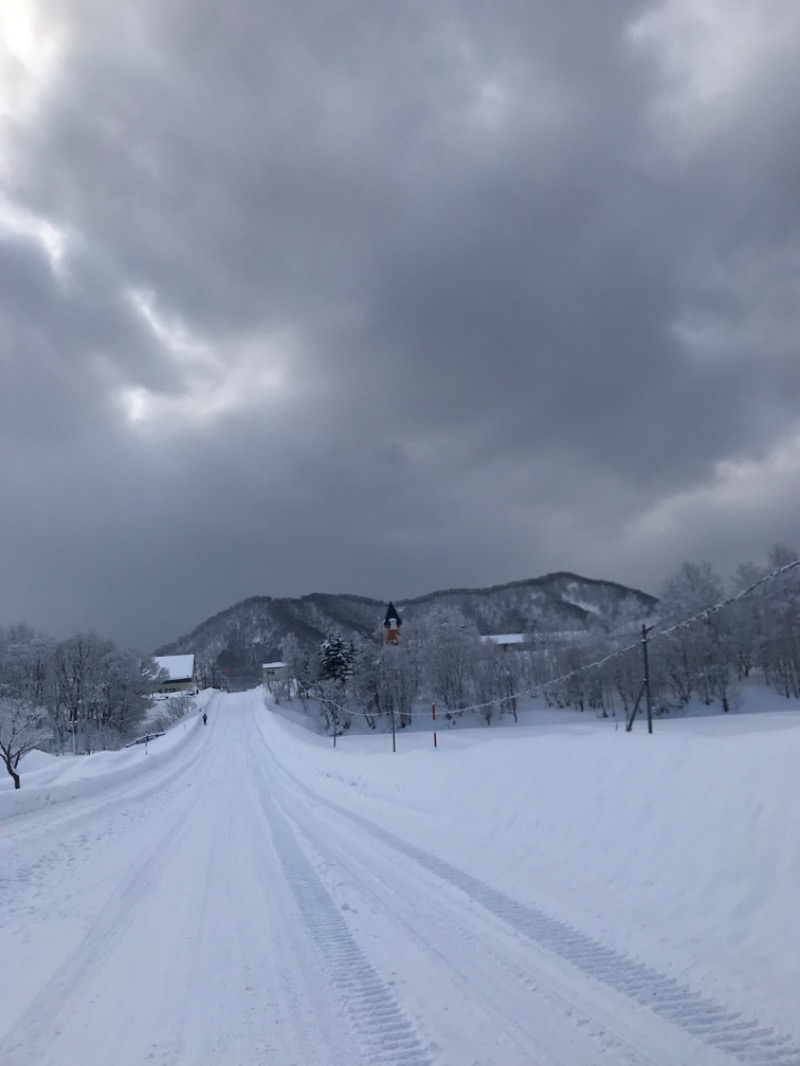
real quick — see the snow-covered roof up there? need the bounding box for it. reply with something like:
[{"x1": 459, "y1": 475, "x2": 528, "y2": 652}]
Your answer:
[
  {"x1": 153, "y1": 654, "x2": 195, "y2": 681},
  {"x1": 482, "y1": 633, "x2": 526, "y2": 645},
  {"x1": 262, "y1": 661, "x2": 287, "y2": 670}
]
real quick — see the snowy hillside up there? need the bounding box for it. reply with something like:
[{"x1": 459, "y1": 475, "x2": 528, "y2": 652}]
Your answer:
[
  {"x1": 1, "y1": 687, "x2": 799, "y2": 1065},
  {"x1": 155, "y1": 571, "x2": 657, "y2": 687}
]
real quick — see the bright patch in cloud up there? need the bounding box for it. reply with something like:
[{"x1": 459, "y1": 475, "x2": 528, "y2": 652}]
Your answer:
[
  {"x1": 128, "y1": 288, "x2": 213, "y2": 367},
  {"x1": 0, "y1": 2, "x2": 66, "y2": 167},
  {"x1": 119, "y1": 288, "x2": 295, "y2": 434},
  {"x1": 627, "y1": 0, "x2": 800, "y2": 153},
  {"x1": 0, "y1": 193, "x2": 69, "y2": 273},
  {"x1": 629, "y1": 427, "x2": 800, "y2": 546}
]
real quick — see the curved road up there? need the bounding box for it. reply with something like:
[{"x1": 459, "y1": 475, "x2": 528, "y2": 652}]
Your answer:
[{"x1": 0, "y1": 692, "x2": 791, "y2": 1066}]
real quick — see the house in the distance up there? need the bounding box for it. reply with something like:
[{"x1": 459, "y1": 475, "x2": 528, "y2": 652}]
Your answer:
[
  {"x1": 262, "y1": 661, "x2": 289, "y2": 684},
  {"x1": 153, "y1": 654, "x2": 197, "y2": 693},
  {"x1": 481, "y1": 633, "x2": 526, "y2": 652}
]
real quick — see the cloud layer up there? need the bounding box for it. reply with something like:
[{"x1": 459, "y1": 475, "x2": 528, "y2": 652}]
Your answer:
[{"x1": 2, "y1": 0, "x2": 799, "y2": 650}]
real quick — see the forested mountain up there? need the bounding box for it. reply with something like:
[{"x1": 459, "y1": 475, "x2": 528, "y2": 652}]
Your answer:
[{"x1": 155, "y1": 573, "x2": 657, "y2": 689}]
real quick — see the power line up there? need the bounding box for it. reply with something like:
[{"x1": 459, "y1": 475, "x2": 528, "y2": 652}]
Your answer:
[{"x1": 275, "y1": 559, "x2": 800, "y2": 726}]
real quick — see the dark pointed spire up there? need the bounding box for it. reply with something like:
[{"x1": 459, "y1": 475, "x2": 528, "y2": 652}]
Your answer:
[{"x1": 384, "y1": 601, "x2": 402, "y2": 628}]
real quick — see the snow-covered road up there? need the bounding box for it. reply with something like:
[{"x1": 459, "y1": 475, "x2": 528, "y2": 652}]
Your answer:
[{"x1": 2, "y1": 690, "x2": 798, "y2": 1066}]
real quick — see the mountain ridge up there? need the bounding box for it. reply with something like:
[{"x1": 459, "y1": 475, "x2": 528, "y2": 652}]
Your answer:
[{"x1": 155, "y1": 572, "x2": 658, "y2": 688}]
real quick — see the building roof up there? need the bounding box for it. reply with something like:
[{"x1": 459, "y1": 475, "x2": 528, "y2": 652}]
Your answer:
[
  {"x1": 153, "y1": 654, "x2": 195, "y2": 681},
  {"x1": 262, "y1": 661, "x2": 287, "y2": 670},
  {"x1": 482, "y1": 633, "x2": 526, "y2": 645}
]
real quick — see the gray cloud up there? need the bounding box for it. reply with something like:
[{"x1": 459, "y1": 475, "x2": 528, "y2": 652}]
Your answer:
[{"x1": 1, "y1": 0, "x2": 798, "y2": 651}]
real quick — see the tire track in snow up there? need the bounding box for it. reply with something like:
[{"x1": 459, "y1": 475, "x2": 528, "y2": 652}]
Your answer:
[
  {"x1": 279, "y1": 790, "x2": 670, "y2": 1066},
  {"x1": 253, "y1": 762, "x2": 433, "y2": 1066},
  {"x1": 336, "y1": 811, "x2": 800, "y2": 1066},
  {"x1": 262, "y1": 738, "x2": 800, "y2": 1066}
]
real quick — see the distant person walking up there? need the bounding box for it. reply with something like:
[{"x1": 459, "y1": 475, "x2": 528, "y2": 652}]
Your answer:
[{"x1": 202, "y1": 712, "x2": 208, "y2": 726}]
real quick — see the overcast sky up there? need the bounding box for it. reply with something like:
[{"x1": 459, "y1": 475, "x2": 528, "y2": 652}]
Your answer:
[{"x1": 2, "y1": 0, "x2": 799, "y2": 653}]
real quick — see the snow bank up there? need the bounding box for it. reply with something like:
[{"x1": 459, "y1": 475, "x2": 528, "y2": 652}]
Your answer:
[
  {"x1": 0, "y1": 703, "x2": 210, "y2": 818},
  {"x1": 260, "y1": 694, "x2": 800, "y2": 1035}
]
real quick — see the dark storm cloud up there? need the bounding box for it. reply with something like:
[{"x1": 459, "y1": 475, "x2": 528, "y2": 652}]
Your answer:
[{"x1": 1, "y1": 0, "x2": 799, "y2": 650}]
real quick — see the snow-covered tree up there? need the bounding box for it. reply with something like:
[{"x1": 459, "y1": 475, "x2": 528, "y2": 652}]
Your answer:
[
  {"x1": 471, "y1": 644, "x2": 502, "y2": 724},
  {"x1": 51, "y1": 633, "x2": 155, "y2": 752},
  {"x1": 347, "y1": 628, "x2": 422, "y2": 730},
  {"x1": 0, "y1": 697, "x2": 50, "y2": 789},
  {"x1": 53, "y1": 633, "x2": 112, "y2": 753},
  {"x1": 280, "y1": 634, "x2": 318, "y2": 707},
  {"x1": 727, "y1": 561, "x2": 765, "y2": 681},
  {"x1": 89, "y1": 648, "x2": 153, "y2": 747},
  {"x1": 655, "y1": 561, "x2": 731, "y2": 708},
  {"x1": 418, "y1": 606, "x2": 482, "y2": 715},
  {"x1": 758, "y1": 544, "x2": 800, "y2": 697},
  {"x1": 315, "y1": 635, "x2": 355, "y2": 735},
  {"x1": 319, "y1": 635, "x2": 354, "y2": 685},
  {"x1": 0, "y1": 626, "x2": 55, "y2": 706},
  {"x1": 380, "y1": 634, "x2": 422, "y2": 728},
  {"x1": 349, "y1": 636, "x2": 383, "y2": 728}
]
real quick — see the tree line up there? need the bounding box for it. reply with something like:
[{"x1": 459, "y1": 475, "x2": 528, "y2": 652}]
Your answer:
[
  {"x1": 0, "y1": 625, "x2": 164, "y2": 788},
  {"x1": 271, "y1": 545, "x2": 800, "y2": 733},
  {"x1": 274, "y1": 607, "x2": 522, "y2": 735},
  {"x1": 540, "y1": 544, "x2": 800, "y2": 719}
]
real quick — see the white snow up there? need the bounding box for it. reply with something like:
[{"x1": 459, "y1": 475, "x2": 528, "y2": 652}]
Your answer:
[
  {"x1": 481, "y1": 632, "x2": 526, "y2": 645},
  {"x1": 1, "y1": 685, "x2": 799, "y2": 1065},
  {"x1": 153, "y1": 653, "x2": 195, "y2": 681}
]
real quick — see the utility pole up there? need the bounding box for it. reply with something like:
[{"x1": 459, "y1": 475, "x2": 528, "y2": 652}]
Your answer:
[
  {"x1": 642, "y1": 623, "x2": 653, "y2": 734},
  {"x1": 626, "y1": 624, "x2": 654, "y2": 733}
]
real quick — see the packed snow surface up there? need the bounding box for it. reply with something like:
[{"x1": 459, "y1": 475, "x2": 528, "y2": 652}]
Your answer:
[{"x1": 1, "y1": 689, "x2": 799, "y2": 1066}]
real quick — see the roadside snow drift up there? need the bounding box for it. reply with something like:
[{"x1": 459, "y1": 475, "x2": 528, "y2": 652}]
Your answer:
[{"x1": 1, "y1": 688, "x2": 798, "y2": 1066}]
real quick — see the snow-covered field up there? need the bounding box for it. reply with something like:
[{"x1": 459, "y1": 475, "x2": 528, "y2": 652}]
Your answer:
[{"x1": 1, "y1": 687, "x2": 799, "y2": 1066}]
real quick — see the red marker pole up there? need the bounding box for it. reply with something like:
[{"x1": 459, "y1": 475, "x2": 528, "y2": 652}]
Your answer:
[{"x1": 432, "y1": 702, "x2": 437, "y2": 749}]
